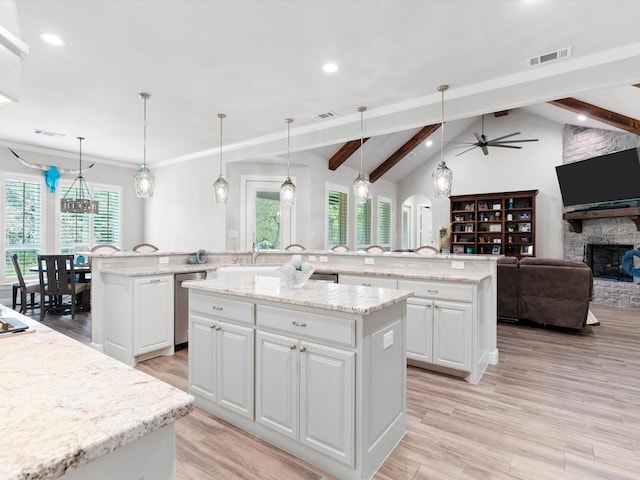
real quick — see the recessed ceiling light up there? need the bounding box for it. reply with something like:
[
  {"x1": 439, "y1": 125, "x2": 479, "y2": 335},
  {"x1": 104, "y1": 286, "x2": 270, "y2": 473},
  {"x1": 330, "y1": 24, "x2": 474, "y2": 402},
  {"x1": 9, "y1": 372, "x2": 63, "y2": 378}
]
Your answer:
[
  {"x1": 425, "y1": 140, "x2": 433, "y2": 147},
  {"x1": 323, "y1": 63, "x2": 338, "y2": 73},
  {"x1": 40, "y1": 33, "x2": 65, "y2": 46},
  {"x1": 577, "y1": 114, "x2": 587, "y2": 121}
]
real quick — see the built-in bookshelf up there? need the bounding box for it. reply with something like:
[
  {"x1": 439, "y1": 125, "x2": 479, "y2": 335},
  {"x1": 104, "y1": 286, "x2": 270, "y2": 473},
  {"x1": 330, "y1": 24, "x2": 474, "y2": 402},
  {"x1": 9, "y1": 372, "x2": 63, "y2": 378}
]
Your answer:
[{"x1": 450, "y1": 190, "x2": 538, "y2": 257}]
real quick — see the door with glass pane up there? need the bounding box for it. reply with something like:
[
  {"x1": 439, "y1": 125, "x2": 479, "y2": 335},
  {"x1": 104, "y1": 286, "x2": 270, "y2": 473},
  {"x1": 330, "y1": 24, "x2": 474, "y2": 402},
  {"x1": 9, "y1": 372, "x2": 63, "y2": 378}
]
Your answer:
[{"x1": 245, "y1": 180, "x2": 294, "y2": 251}]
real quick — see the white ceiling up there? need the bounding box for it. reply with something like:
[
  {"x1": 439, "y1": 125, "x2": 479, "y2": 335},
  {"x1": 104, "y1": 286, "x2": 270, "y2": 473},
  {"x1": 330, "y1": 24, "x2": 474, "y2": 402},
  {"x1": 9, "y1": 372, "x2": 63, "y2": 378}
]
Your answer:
[{"x1": 2, "y1": 0, "x2": 640, "y2": 183}]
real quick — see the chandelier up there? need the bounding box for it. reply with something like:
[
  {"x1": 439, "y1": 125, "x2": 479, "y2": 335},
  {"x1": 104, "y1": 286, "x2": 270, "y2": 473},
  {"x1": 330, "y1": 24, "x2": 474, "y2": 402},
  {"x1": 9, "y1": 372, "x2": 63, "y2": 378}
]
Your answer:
[
  {"x1": 61, "y1": 137, "x2": 99, "y2": 214},
  {"x1": 432, "y1": 85, "x2": 453, "y2": 197},
  {"x1": 213, "y1": 113, "x2": 229, "y2": 203},
  {"x1": 134, "y1": 92, "x2": 155, "y2": 198},
  {"x1": 280, "y1": 118, "x2": 295, "y2": 206}
]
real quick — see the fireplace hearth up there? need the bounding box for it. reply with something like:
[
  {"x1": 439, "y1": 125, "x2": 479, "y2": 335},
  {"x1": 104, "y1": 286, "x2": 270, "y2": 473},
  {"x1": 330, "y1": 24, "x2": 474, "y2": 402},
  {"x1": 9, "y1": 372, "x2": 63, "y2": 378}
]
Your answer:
[{"x1": 585, "y1": 244, "x2": 634, "y2": 282}]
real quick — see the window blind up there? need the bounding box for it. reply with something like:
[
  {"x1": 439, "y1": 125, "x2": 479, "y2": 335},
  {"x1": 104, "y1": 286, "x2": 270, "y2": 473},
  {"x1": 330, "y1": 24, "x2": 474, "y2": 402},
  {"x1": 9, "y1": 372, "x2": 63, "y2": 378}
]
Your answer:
[
  {"x1": 328, "y1": 190, "x2": 348, "y2": 246},
  {"x1": 5, "y1": 179, "x2": 42, "y2": 277},
  {"x1": 356, "y1": 199, "x2": 372, "y2": 249},
  {"x1": 378, "y1": 199, "x2": 392, "y2": 250}
]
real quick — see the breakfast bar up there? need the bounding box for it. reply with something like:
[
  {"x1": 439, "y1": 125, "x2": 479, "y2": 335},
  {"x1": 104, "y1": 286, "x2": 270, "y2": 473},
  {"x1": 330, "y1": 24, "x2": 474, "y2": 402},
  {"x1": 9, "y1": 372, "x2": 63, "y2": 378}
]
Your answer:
[{"x1": 0, "y1": 306, "x2": 193, "y2": 480}]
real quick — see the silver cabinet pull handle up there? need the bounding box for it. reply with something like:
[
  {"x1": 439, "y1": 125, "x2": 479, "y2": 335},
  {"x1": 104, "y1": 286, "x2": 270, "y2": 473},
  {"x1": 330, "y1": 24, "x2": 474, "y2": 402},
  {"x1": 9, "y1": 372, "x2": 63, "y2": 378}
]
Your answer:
[
  {"x1": 362, "y1": 283, "x2": 372, "y2": 286},
  {"x1": 289, "y1": 344, "x2": 297, "y2": 350},
  {"x1": 427, "y1": 289, "x2": 439, "y2": 294},
  {"x1": 150, "y1": 279, "x2": 161, "y2": 283},
  {"x1": 299, "y1": 346, "x2": 306, "y2": 353},
  {"x1": 292, "y1": 321, "x2": 307, "y2": 327},
  {"x1": 212, "y1": 305, "x2": 223, "y2": 311}
]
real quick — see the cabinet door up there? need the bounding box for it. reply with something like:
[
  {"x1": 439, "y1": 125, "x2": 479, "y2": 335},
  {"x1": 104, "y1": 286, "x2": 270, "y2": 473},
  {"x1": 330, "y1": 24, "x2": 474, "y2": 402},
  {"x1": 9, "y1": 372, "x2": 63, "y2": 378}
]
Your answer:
[
  {"x1": 189, "y1": 315, "x2": 217, "y2": 403},
  {"x1": 405, "y1": 298, "x2": 434, "y2": 363},
  {"x1": 134, "y1": 276, "x2": 173, "y2": 355},
  {"x1": 255, "y1": 330, "x2": 298, "y2": 440},
  {"x1": 299, "y1": 341, "x2": 355, "y2": 466},
  {"x1": 433, "y1": 300, "x2": 472, "y2": 371},
  {"x1": 217, "y1": 321, "x2": 254, "y2": 419}
]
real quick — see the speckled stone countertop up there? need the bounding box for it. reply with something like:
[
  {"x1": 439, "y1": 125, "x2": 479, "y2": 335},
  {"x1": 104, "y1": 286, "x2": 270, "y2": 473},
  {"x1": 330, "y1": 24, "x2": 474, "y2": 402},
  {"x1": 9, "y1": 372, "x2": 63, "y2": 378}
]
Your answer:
[
  {"x1": 0, "y1": 308, "x2": 194, "y2": 480},
  {"x1": 185, "y1": 274, "x2": 413, "y2": 315},
  {"x1": 100, "y1": 263, "x2": 218, "y2": 276}
]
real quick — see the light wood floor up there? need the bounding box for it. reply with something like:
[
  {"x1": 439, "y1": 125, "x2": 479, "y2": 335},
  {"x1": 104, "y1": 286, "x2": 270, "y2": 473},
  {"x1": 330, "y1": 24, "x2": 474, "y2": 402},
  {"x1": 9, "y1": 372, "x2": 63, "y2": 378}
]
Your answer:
[{"x1": 34, "y1": 303, "x2": 640, "y2": 480}]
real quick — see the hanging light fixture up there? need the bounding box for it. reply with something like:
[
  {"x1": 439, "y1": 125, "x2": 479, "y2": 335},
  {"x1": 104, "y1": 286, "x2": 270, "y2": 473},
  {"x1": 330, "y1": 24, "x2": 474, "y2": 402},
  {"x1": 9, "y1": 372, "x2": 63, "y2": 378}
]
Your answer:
[
  {"x1": 61, "y1": 136, "x2": 99, "y2": 214},
  {"x1": 213, "y1": 113, "x2": 230, "y2": 203},
  {"x1": 134, "y1": 92, "x2": 155, "y2": 198},
  {"x1": 353, "y1": 106, "x2": 369, "y2": 204},
  {"x1": 280, "y1": 118, "x2": 295, "y2": 206},
  {"x1": 433, "y1": 85, "x2": 453, "y2": 197}
]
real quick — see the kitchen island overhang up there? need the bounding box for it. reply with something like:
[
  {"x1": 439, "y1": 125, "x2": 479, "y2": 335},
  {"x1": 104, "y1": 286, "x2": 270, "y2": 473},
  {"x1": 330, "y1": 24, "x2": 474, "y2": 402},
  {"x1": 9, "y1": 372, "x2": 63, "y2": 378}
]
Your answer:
[{"x1": 185, "y1": 274, "x2": 412, "y2": 480}]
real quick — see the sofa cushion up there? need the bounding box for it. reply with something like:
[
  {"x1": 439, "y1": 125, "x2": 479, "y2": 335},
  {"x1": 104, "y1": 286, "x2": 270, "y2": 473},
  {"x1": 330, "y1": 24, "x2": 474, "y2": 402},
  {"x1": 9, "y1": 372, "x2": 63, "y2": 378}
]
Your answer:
[{"x1": 497, "y1": 257, "x2": 519, "y2": 319}]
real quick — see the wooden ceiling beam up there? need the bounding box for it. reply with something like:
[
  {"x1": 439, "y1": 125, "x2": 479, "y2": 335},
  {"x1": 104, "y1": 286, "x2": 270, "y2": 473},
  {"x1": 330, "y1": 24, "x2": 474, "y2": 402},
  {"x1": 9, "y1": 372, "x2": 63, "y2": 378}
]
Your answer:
[
  {"x1": 369, "y1": 123, "x2": 440, "y2": 183},
  {"x1": 547, "y1": 97, "x2": 640, "y2": 136},
  {"x1": 328, "y1": 138, "x2": 370, "y2": 171}
]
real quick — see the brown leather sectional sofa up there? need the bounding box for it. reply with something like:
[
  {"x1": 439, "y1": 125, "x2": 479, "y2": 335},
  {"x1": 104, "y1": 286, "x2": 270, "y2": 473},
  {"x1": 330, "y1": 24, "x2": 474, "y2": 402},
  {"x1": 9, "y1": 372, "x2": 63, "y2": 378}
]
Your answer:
[{"x1": 497, "y1": 257, "x2": 593, "y2": 329}]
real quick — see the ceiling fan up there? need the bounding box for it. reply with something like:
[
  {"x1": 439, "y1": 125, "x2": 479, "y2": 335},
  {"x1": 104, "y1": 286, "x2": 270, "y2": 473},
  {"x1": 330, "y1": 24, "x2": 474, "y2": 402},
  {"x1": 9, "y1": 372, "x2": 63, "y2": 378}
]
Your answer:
[{"x1": 453, "y1": 114, "x2": 539, "y2": 156}]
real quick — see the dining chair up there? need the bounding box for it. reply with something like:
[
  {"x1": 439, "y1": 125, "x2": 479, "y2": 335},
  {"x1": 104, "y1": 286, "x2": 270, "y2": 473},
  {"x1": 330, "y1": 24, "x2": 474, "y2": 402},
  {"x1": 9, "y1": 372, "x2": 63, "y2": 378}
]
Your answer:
[
  {"x1": 132, "y1": 243, "x2": 159, "y2": 253},
  {"x1": 331, "y1": 245, "x2": 349, "y2": 253},
  {"x1": 365, "y1": 245, "x2": 385, "y2": 254},
  {"x1": 90, "y1": 244, "x2": 120, "y2": 253},
  {"x1": 11, "y1": 253, "x2": 40, "y2": 314},
  {"x1": 284, "y1": 244, "x2": 305, "y2": 252},
  {"x1": 414, "y1": 245, "x2": 439, "y2": 255},
  {"x1": 37, "y1": 254, "x2": 90, "y2": 321}
]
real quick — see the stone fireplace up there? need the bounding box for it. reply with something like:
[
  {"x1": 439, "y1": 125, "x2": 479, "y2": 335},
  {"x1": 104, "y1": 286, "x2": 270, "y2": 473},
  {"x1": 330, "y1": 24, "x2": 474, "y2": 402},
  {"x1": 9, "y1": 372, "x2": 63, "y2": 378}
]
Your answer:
[{"x1": 562, "y1": 125, "x2": 640, "y2": 309}]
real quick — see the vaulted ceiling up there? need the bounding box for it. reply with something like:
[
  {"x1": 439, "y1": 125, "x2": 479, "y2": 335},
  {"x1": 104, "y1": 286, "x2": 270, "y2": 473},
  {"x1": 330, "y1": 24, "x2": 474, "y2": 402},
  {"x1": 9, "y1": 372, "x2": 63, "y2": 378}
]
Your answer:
[{"x1": 2, "y1": 1, "x2": 640, "y2": 184}]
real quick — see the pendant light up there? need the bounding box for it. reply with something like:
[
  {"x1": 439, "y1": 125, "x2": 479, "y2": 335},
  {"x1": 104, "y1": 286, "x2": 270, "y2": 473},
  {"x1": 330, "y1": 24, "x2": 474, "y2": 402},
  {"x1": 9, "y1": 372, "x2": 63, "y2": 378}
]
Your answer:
[
  {"x1": 432, "y1": 85, "x2": 453, "y2": 197},
  {"x1": 280, "y1": 118, "x2": 295, "y2": 206},
  {"x1": 134, "y1": 92, "x2": 155, "y2": 198},
  {"x1": 213, "y1": 113, "x2": 230, "y2": 203},
  {"x1": 61, "y1": 136, "x2": 99, "y2": 214},
  {"x1": 353, "y1": 106, "x2": 369, "y2": 204}
]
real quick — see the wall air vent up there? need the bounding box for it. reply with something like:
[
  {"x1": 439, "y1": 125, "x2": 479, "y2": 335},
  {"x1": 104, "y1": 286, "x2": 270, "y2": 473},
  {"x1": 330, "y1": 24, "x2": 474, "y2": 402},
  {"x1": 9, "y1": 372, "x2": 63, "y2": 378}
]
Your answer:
[
  {"x1": 313, "y1": 111, "x2": 337, "y2": 120},
  {"x1": 34, "y1": 129, "x2": 65, "y2": 137},
  {"x1": 528, "y1": 46, "x2": 572, "y2": 67}
]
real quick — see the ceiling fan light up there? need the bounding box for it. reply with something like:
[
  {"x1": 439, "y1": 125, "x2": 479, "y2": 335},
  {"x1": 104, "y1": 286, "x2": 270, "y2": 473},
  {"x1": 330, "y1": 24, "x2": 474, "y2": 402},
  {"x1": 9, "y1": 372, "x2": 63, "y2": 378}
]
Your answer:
[
  {"x1": 213, "y1": 174, "x2": 229, "y2": 203},
  {"x1": 135, "y1": 165, "x2": 155, "y2": 198},
  {"x1": 433, "y1": 161, "x2": 453, "y2": 198}
]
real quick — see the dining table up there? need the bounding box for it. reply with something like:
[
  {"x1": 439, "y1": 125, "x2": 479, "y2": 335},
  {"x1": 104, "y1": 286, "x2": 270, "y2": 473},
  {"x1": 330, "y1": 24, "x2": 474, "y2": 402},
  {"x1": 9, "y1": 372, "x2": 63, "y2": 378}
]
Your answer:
[{"x1": 28, "y1": 264, "x2": 92, "y2": 313}]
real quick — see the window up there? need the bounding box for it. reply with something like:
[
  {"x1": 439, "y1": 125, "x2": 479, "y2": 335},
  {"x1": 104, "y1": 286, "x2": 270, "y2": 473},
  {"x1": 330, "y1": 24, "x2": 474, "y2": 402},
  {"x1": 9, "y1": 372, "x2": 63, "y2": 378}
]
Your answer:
[
  {"x1": 356, "y1": 199, "x2": 372, "y2": 251},
  {"x1": 243, "y1": 177, "x2": 294, "y2": 250},
  {"x1": 377, "y1": 197, "x2": 392, "y2": 251},
  {"x1": 59, "y1": 183, "x2": 121, "y2": 253},
  {"x1": 327, "y1": 187, "x2": 348, "y2": 248},
  {"x1": 4, "y1": 176, "x2": 43, "y2": 279}
]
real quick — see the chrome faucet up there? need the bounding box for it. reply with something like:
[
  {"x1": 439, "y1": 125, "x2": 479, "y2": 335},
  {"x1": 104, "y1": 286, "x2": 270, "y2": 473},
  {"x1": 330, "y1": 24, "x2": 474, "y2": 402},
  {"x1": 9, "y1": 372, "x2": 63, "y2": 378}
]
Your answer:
[{"x1": 251, "y1": 233, "x2": 259, "y2": 264}]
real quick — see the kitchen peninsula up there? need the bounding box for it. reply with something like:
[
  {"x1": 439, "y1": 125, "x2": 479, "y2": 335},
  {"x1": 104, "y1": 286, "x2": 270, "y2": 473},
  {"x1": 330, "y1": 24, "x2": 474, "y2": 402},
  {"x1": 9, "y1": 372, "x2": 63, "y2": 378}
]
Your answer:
[
  {"x1": 185, "y1": 271, "x2": 412, "y2": 480},
  {"x1": 89, "y1": 249, "x2": 498, "y2": 383},
  {"x1": 0, "y1": 307, "x2": 193, "y2": 480}
]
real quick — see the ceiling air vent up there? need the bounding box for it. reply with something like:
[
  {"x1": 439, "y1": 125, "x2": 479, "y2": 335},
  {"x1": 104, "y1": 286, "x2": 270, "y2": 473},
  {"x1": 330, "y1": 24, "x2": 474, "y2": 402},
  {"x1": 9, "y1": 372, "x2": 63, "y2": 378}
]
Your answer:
[
  {"x1": 34, "y1": 129, "x2": 65, "y2": 137},
  {"x1": 313, "y1": 111, "x2": 337, "y2": 120},
  {"x1": 528, "y1": 46, "x2": 572, "y2": 67}
]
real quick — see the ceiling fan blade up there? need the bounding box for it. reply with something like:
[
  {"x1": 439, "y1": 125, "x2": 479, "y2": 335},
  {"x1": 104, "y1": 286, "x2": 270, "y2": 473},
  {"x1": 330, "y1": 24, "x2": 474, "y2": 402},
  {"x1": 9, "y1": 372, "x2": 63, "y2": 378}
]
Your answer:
[
  {"x1": 454, "y1": 145, "x2": 479, "y2": 156},
  {"x1": 489, "y1": 138, "x2": 539, "y2": 144},
  {"x1": 489, "y1": 144, "x2": 523, "y2": 149},
  {"x1": 480, "y1": 145, "x2": 489, "y2": 155},
  {"x1": 487, "y1": 132, "x2": 521, "y2": 142},
  {"x1": 473, "y1": 132, "x2": 485, "y2": 144}
]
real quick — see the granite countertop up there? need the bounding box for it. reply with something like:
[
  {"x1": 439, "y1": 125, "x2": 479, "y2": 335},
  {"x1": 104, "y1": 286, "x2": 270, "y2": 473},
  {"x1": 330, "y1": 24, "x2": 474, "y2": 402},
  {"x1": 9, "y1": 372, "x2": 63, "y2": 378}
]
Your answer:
[
  {"x1": 185, "y1": 275, "x2": 413, "y2": 315},
  {"x1": 100, "y1": 263, "x2": 218, "y2": 276},
  {"x1": 0, "y1": 308, "x2": 194, "y2": 480}
]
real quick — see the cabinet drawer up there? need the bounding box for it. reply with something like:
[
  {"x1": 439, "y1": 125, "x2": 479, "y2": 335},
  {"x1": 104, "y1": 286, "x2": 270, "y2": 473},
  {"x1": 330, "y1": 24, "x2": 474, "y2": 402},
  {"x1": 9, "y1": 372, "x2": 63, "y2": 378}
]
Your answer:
[
  {"x1": 398, "y1": 279, "x2": 473, "y2": 303},
  {"x1": 339, "y1": 274, "x2": 398, "y2": 289},
  {"x1": 190, "y1": 291, "x2": 254, "y2": 325},
  {"x1": 257, "y1": 305, "x2": 355, "y2": 348}
]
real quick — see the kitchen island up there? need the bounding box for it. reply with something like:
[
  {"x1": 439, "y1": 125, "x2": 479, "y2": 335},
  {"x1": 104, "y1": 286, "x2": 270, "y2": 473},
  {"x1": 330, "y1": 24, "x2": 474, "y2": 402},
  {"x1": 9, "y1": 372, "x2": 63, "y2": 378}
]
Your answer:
[
  {"x1": 0, "y1": 306, "x2": 193, "y2": 480},
  {"x1": 185, "y1": 272, "x2": 412, "y2": 480}
]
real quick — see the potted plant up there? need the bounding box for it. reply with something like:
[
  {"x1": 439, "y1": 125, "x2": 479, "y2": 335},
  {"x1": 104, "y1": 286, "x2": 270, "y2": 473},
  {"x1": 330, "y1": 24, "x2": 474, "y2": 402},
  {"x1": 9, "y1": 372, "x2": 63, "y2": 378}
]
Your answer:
[{"x1": 507, "y1": 222, "x2": 516, "y2": 232}]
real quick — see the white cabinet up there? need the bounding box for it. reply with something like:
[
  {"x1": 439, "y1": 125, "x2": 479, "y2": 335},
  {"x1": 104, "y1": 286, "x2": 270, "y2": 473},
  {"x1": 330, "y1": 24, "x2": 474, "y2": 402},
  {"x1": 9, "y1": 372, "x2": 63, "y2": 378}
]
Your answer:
[
  {"x1": 399, "y1": 278, "x2": 479, "y2": 382},
  {"x1": 339, "y1": 274, "x2": 398, "y2": 289},
  {"x1": 256, "y1": 329, "x2": 355, "y2": 466},
  {"x1": 188, "y1": 292, "x2": 254, "y2": 421},
  {"x1": 103, "y1": 273, "x2": 174, "y2": 366}
]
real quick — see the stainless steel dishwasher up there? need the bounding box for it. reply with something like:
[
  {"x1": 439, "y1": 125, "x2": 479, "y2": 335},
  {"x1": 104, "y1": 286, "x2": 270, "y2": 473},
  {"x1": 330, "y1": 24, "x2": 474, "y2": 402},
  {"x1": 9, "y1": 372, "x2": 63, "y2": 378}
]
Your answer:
[{"x1": 174, "y1": 271, "x2": 206, "y2": 350}]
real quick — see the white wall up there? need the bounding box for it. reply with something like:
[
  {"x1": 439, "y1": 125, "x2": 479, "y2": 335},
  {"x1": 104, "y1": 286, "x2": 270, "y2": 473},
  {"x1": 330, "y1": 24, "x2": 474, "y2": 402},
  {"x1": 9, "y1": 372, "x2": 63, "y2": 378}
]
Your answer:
[{"x1": 398, "y1": 109, "x2": 565, "y2": 258}]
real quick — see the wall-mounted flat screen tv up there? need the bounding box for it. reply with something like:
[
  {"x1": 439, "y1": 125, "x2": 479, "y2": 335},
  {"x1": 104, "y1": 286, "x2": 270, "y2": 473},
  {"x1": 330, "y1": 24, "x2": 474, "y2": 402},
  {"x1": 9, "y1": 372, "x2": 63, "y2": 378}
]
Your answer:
[{"x1": 555, "y1": 148, "x2": 640, "y2": 207}]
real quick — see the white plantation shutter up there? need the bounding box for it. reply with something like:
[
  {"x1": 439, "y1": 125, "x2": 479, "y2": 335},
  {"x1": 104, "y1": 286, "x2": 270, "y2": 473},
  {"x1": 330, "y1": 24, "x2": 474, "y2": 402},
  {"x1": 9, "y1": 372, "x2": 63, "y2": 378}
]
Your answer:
[
  {"x1": 93, "y1": 188, "x2": 121, "y2": 245},
  {"x1": 5, "y1": 177, "x2": 43, "y2": 278},
  {"x1": 378, "y1": 198, "x2": 392, "y2": 251},
  {"x1": 356, "y1": 199, "x2": 372, "y2": 251},
  {"x1": 328, "y1": 189, "x2": 348, "y2": 247}
]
